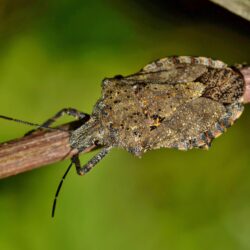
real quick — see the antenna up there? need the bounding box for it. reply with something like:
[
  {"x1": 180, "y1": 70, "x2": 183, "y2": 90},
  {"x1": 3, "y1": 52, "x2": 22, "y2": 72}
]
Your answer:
[
  {"x1": 52, "y1": 161, "x2": 73, "y2": 218},
  {"x1": 0, "y1": 115, "x2": 65, "y2": 132}
]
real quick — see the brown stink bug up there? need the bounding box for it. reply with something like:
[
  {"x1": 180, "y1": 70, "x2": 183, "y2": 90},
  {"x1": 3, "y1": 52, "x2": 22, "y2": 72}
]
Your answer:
[
  {"x1": 0, "y1": 56, "x2": 246, "y2": 216},
  {"x1": 69, "y1": 56, "x2": 245, "y2": 171}
]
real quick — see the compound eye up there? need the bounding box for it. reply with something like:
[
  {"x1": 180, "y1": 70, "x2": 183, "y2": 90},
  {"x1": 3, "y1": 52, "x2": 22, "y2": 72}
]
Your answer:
[{"x1": 114, "y1": 75, "x2": 123, "y2": 80}]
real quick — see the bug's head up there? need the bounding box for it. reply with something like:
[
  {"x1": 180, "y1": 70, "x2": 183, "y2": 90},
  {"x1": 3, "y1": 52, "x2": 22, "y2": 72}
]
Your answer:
[
  {"x1": 102, "y1": 75, "x2": 124, "y2": 87},
  {"x1": 69, "y1": 117, "x2": 104, "y2": 152}
]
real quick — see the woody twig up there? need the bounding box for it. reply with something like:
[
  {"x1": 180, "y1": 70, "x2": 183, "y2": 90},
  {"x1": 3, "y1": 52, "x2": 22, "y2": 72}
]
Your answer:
[{"x1": 0, "y1": 121, "x2": 96, "y2": 179}]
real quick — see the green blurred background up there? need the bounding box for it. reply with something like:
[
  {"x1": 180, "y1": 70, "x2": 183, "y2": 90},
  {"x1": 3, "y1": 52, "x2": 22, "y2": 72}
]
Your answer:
[{"x1": 0, "y1": 0, "x2": 250, "y2": 249}]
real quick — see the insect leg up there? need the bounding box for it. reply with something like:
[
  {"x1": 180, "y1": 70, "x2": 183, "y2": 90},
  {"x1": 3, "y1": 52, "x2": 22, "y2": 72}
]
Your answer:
[
  {"x1": 25, "y1": 108, "x2": 90, "y2": 135},
  {"x1": 41, "y1": 108, "x2": 90, "y2": 128},
  {"x1": 72, "y1": 146, "x2": 112, "y2": 176}
]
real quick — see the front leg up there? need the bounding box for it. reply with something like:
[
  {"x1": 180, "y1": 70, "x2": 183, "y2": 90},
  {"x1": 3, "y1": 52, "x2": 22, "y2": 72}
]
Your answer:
[
  {"x1": 25, "y1": 108, "x2": 90, "y2": 135},
  {"x1": 41, "y1": 108, "x2": 90, "y2": 128},
  {"x1": 72, "y1": 146, "x2": 112, "y2": 175}
]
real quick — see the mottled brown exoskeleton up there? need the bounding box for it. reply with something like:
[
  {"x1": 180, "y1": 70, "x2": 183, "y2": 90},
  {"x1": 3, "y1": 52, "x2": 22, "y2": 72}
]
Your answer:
[{"x1": 65, "y1": 56, "x2": 245, "y2": 176}]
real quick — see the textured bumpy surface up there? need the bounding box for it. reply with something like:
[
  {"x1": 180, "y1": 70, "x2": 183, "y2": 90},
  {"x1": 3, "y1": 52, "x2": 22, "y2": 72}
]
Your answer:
[{"x1": 70, "y1": 56, "x2": 245, "y2": 157}]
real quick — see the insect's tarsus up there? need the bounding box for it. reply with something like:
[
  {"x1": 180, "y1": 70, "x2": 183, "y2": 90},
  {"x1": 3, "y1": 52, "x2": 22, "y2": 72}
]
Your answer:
[{"x1": 52, "y1": 161, "x2": 73, "y2": 218}]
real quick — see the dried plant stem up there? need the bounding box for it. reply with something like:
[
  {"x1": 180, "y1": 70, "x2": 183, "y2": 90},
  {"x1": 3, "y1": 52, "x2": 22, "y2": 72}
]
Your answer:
[{"x1": 0, "y1": 121, "x2": 96, "y2": 179}]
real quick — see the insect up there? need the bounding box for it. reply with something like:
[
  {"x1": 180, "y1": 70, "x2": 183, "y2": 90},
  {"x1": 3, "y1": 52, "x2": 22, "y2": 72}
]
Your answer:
[
  {"x1": 0, "y1": 56, "x2": 245, "y2": 216},
  {"x1": 68, "y1": 56, "x2": 245, "y2": 171}
]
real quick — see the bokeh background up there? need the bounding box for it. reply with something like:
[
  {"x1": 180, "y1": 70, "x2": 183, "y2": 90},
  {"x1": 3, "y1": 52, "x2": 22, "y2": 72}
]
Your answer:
[{"x1": 0, "y1": 0, "x2": 250, "y2": 249}]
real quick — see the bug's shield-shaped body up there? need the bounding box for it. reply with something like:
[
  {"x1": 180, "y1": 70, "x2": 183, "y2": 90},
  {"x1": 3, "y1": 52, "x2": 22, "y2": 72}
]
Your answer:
[{"x1": 70, "y1": 56, "x2": 245, "y2": 157}]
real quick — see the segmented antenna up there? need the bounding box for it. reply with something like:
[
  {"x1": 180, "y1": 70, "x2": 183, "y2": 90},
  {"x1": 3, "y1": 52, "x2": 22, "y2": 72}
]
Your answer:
[
  {"x1": 0, "y1": 115, "x2": 65, "y2": 132},
  {"x1": 52, "y1": 161, "x2": 73, "y2": 218}
]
